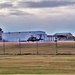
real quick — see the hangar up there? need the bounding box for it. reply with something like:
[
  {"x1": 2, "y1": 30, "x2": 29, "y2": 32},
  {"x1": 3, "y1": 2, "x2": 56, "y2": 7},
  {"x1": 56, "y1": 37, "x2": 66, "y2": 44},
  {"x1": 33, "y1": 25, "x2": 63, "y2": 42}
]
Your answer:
[
  {"x1": 0, "y1": 28, "x2": 74, "y2": 42},
  {"x1": 2, "y1": 31, "x2": 47, "y2": 42},
  {"x1": 54, "y1": 33, "x2": 74, "y2": 41}
]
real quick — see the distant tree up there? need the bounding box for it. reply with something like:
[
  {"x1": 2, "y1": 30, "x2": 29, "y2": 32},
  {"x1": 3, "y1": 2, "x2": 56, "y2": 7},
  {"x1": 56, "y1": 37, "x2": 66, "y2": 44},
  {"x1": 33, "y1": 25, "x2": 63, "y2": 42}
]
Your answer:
[
  {"x1": 0, "y1": 28, "x2": 3, "y2": 41},
  {"x1": 0, "y1": 28, "x2": 2, "y2": 31}
]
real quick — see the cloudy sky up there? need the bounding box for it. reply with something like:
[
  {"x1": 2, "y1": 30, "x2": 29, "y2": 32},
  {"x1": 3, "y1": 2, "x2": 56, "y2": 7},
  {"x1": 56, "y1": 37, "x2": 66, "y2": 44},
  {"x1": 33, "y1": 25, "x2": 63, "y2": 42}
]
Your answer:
[{"x1": 0, "y1": 0, "x2": 75, "y2": 35}]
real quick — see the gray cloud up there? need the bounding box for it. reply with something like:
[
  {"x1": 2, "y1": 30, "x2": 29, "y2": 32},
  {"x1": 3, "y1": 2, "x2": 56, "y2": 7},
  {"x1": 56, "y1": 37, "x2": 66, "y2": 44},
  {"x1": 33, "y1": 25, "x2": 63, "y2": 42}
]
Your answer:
[
  {"x1": 18, "y1": 0, "x2": 75, "y2": 8},
  {"x1": 0, "y1": 2, "x2": 13, "y2": 9},
  {"x1": 0, "y1": 0, "x2": 75, "y2": 35},
  {"x1": 9, "y1": 10, "x2": 33, "y2": 16}
]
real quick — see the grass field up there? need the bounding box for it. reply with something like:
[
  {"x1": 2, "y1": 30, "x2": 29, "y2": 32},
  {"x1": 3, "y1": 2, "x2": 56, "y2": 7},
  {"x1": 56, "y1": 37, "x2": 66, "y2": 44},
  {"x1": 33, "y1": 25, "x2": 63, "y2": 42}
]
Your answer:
[
  {"x1": 0, "y1": 74, "x2": 75, "y2": 75},
  {"x1": 0, "y1": 41, "x2": 75, "y2": 74},
  {"x1": 0, "y1": 41, "x2": 75, "y2": 55},
  {"x1": 0, "y1": 55, "x2": 75, "y2": 74}
]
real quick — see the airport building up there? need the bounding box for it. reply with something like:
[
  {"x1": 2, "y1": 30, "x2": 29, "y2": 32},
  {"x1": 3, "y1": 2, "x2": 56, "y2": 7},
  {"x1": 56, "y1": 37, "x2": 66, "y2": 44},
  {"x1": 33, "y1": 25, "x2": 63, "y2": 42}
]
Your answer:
[
  {"x1": 2, "y1": 31, "x2": 47, "y2": 42},
  {"x1": 54, "y1": 33, "x2": 74, "y2": 41},
  {"x1": 47, "y1": 35, "x2": 55, "y2": 41},
  {"x1": 0, "y1": 28, "x2": 74, "y2": 42}
]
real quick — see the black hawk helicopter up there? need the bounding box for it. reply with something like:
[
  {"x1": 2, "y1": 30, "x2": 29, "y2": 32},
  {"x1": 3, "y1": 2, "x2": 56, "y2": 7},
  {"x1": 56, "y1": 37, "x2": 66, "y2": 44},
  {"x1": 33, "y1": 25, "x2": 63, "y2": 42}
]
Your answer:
[{"x1": 27, "y1": 35, "x2": 43, "y2": 42}]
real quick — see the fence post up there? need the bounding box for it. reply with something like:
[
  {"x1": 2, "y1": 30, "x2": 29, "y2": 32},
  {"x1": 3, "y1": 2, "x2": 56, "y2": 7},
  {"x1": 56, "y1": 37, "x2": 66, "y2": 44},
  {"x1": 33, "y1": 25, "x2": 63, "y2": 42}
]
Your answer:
[
  {"x1": 55, "y1": 38, "x2": 58, "y2": 55},
  {"x1": 56, "y1": 40, "x2": 57, "y2": 54},
  {"x1": 18, "y1": 37, "x2": 21, "y2": 55},
  {"x1": 3, "y1": 40, "x2": 5, "y2": 55},
  {"x1": 37, "y1": 42, "x2": 38, "y2": 55}
]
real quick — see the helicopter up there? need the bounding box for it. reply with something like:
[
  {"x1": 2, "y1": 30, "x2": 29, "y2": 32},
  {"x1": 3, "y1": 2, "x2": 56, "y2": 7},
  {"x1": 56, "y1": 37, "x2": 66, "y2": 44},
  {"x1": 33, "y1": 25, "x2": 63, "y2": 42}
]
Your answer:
[{"x1": 27, "y1": 35, "x2": 43, "y2": 42}]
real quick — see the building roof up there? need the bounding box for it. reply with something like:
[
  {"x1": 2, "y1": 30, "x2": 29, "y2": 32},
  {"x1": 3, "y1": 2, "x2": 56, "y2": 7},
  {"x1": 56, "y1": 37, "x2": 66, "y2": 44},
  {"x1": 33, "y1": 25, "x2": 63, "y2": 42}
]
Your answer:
[
  {"x1": 47, "y1": 35, "x2": 55, "y2": 37},
  {"x1": 54, "y1": 33, "x2": 73, "y2": 36},
  {"x1": 3, "y1": 31, "x2": 46, "y2": 34}
]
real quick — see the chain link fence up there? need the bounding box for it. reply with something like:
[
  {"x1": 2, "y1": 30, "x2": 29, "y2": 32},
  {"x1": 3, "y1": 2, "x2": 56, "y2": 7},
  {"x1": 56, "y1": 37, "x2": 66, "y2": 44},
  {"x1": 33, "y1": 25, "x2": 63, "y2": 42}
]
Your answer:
[{"x1": 0, "y1": 41, "x2": 75, "y2": 55}]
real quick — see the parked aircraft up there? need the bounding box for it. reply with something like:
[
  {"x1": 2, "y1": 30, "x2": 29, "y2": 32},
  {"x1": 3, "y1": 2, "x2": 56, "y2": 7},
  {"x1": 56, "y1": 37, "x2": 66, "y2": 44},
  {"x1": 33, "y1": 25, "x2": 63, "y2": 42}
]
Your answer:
[{"x1": 27, "y1": 35, "x2": 43, "y2": 42}]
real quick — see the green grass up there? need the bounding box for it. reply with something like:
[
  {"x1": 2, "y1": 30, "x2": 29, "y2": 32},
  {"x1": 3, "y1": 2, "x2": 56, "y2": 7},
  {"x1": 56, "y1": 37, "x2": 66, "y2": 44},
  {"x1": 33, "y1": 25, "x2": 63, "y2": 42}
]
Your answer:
[
  {"x1": 0, "y1": 55, "x2": 75, "y2": 74},
  {"x1": 0, "y1": 42, "x2": 75, "y2": 74},
  {"x1": 0, "y1": 74, "x2": 75, "y2": 75}
]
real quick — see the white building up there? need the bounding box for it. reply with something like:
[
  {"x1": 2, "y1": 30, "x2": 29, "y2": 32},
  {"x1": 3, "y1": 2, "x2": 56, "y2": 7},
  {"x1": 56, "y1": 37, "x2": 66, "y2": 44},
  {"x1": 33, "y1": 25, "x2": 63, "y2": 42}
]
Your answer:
[
  {"x1": 2, "y1": 31, "x2": 47, "y2": 42},
  {"x1": 47, "y1": 35, "x2": 55, "y2": 41}
]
